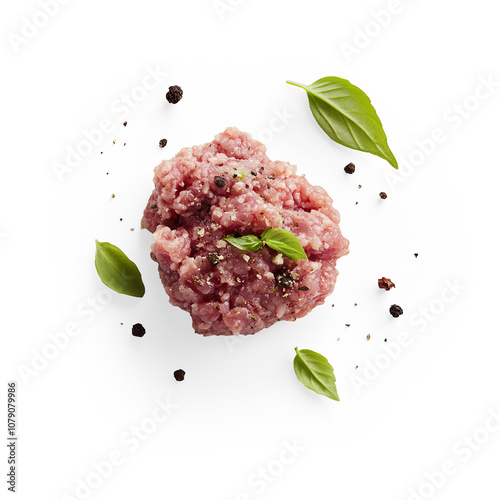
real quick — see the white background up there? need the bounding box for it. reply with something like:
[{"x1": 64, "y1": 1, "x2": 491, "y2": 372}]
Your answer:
[{"x1": 2, "y1": 1, "x2": 500, "y2": 499}]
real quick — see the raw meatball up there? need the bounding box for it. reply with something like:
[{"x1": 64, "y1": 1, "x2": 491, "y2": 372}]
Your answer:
[{"x1": 142, "y1": 128, "x2": 349, "y2": 336}]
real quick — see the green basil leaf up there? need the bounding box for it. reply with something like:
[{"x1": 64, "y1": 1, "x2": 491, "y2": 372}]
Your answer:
[
  {"x1": 95, "y1": 240, "x2": 145, "y2": 297},
  {"x1": 287, "y1": 77, "x2": 398, "y2": 169},
  {"x1": 224, "y1": 234, "x2": 262, "y2": 252},
  {"x1": 261, "y1": 228, "x2": 307, "y2": 263},
  {"x1": 293, "y1": 347, "x2": 339, "y2": 401}
]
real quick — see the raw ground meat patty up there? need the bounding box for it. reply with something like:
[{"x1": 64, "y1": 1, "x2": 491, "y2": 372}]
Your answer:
[{"x1": 142, "y1": 127, "x2": 349, "y2": 336}]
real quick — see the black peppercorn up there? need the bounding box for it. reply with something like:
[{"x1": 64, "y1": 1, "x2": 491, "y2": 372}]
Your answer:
[
  {"x1": 166, "y1": 85, "x2": 183, "y2": 104},
  {"x1": 132, "y1": 323, "x2": 146, "y2": 337},
  {"x1": 389, "y1": 304, "x2": 404, "y2": 318},
  {"x1": 344, "y1": 163, "x2": 355, "y2": 174},
  {"x1": 174, "y1": 369, "x2": 185, "y2": 381},
  {"x1": 214, "y1": 175, "x2": 226, "y2": 188},
  {"x1": 159, "y1": 138, "x2": 167, "y2": 148}
]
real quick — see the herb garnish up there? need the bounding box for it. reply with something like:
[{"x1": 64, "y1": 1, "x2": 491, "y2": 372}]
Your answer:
[
  {"x1": 287, "y1": 77, "x2": 398, "y2": 169},
  {"x1": 94, "y1": 240, "x2": 145, "y2": 297},
  {"x1": 293, "y1": 347, "x2": 339, "y2": 401},
  {"x1": 224, "y1": 228, "x2": 307, "y2": 263},
  {"x1": 224, "y1": 234, "x2": 263, "y2": 252}
]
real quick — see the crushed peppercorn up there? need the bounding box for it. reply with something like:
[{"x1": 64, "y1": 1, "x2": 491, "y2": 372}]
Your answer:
[
  {"x1": 378, "y1": 277, "x2": 396, "y2": 291},
  {"x1": 298, "y1": 286, "x2": 309, "y2": 291},
  {"x1": 207, "y1": 252, "x2": 223, "y2": 266},
  {"x1": 274, "y1": 270, "x2": 295, "y2": 289},
  {"x1": 379, "y1": 192, "x2": 387, "y2": 199},
  {"x1": 159, "y1": 138, "x2": 167, "y2": 148}
]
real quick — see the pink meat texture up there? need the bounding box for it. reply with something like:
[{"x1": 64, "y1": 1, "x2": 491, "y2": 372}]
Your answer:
[{"x1": 142, "y1": 128, "x2": 349, "y2": 336}]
